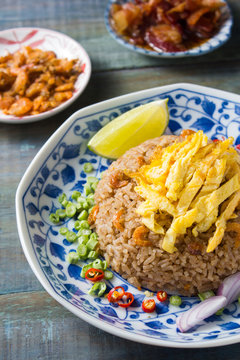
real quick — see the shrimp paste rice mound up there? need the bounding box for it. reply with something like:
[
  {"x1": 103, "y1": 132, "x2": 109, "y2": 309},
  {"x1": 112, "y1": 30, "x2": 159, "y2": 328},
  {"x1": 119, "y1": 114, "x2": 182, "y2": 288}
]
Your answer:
[{"x1": 93, "y1": 131, "x2": 240, "y2": 296}]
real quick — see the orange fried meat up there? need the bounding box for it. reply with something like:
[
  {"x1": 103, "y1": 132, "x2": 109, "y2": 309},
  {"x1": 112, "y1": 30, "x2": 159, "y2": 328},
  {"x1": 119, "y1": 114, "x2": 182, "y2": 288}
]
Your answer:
[{"x1": 0, "y1": 46, "x2": 82, "y2": 117}]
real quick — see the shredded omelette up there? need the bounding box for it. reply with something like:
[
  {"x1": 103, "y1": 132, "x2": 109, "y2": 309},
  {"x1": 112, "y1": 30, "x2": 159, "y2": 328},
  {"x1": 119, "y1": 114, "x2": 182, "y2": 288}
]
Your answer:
[{"x1": 128, "y1": 130, "x2": 240, "y2": 253}]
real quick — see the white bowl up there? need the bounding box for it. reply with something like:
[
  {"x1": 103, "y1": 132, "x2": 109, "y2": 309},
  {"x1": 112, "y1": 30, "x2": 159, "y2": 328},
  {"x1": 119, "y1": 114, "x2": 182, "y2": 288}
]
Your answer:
[
  {"x1": 0, "y1": 27, "x2": 91, "y2": 124},
  {"x1": 105, "y1": 0, "x2": 233, "y2": 58},
  {"x1": 16, "y1": 83, "x2": 240, "y2": 348}
]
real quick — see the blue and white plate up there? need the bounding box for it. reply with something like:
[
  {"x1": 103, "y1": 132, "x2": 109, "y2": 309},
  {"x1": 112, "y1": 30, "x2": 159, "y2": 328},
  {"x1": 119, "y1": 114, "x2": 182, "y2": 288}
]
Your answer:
[
  {"x1": 105, "y1": 0, "x2": 232, "y2": 58},
  {"x1": 16, "y1": 83, "x2": 240, "y2": 348}
]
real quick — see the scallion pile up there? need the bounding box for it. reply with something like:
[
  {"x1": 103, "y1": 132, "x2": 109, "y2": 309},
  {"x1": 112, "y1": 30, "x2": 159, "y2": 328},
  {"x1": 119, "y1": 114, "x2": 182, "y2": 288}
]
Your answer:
[{"x1": 49, "y1": 168, "x2": 112, "y2": 296}]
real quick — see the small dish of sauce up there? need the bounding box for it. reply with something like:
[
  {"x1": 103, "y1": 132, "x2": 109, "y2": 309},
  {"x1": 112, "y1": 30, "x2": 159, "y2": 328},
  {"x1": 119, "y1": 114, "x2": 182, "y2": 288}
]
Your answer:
[{"x1": 106, "y1": 0, "x2": 232, "y2": 57}]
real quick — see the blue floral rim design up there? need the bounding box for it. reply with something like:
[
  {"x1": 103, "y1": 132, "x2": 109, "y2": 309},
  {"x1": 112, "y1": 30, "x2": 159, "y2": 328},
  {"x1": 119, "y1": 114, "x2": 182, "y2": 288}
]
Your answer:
[{"x1": 16, "y1": 84, "x2": 240, "y2": 348}]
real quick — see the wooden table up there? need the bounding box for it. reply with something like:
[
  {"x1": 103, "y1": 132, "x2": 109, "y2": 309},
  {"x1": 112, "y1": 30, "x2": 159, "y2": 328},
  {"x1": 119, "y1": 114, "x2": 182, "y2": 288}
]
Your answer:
[{"x1": 1, "y1": 1, "x2": 240, "y2": 359}]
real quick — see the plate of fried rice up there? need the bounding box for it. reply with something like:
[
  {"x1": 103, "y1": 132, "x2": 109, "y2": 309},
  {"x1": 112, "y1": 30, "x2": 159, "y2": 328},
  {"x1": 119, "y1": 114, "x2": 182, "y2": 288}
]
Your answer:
[{"x1": 16, "y1": 83, "x2": 240, "y2": 347}]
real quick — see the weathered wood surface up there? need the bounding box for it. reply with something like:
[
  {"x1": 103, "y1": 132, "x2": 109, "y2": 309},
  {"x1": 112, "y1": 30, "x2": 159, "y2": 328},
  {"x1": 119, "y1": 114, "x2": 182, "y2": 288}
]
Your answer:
[
  {"x1": 1, "y1": 292, "x2": 240, "y2": 360},
  {"x1": 1, "y1": 0, "x2": 240, "y2": 359}
]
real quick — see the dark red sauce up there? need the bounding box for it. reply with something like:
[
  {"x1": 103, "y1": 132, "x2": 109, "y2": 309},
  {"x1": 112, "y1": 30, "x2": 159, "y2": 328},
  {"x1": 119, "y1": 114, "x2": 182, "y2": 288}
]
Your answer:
[{"x1": 110, "y1": 0, "x2": 226, "y2": 53}]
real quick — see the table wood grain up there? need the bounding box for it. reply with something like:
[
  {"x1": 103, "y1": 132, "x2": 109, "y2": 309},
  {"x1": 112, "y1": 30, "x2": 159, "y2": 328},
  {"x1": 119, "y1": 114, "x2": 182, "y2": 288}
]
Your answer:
[{"x1": 1, "y1": 1, "x2": 240, "y2": 359}]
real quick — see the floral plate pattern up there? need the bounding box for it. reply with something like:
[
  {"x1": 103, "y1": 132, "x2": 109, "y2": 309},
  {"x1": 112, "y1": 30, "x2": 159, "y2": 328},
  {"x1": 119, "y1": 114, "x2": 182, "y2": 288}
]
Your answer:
[
  {"x1": 16, "y1": 83, "x2": 240, "y2": 348},
  {"x1": 105, "y1": 0, "x2": 232, "y2": 58},
  {"x1": 0, "y1": 27, "x2": 91, "y2": 124}
]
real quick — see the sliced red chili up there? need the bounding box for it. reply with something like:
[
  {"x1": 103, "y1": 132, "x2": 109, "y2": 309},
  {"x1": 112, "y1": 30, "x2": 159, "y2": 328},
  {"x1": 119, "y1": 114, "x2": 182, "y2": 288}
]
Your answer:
[
  {"x1": 236, "y1": 144, "x2": 240, "y2": 150},
  {"x1": 107, "y1": 286, "x2": 125, "y2": 303},
  {"x1": 85, "y1": 268, "x2": 104, "y2": 282},
  {"x1": 118, "y1": 292, "x2": 134, "y2": 308},
  {"x1": 142, "y1": 299, "x2": 156, "y2": 313},
  {"x1": 157, "y1": 290, "x2": 168, "y2": 302},
  {"x1": 213, "y1": 139, "x2": 220, "y2": 143}
]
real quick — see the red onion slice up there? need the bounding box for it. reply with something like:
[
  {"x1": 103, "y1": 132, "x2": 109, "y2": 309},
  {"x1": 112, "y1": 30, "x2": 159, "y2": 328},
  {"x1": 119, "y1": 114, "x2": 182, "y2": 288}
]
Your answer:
[
  {"x1": 176, "y1": 296, "x2": 227, "y2": 333},
  {"x1": 217, "y1": 271, "x2": 240, "y2": 305}
]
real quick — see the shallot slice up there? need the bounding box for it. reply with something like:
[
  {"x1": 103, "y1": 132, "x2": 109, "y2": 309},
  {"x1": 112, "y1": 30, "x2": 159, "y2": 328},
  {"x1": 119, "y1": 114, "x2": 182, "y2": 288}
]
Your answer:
[
  {"x1": 217, "y1": 271, "x2": 240, "y2": 305},
  {"x1": 176, "y1": 296, "x2": 227, "y2": 333}
]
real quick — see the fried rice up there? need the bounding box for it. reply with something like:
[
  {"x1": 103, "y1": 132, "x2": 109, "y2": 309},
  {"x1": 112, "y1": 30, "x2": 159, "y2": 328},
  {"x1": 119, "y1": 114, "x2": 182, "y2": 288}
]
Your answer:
[{"x1": 93, "y1": 135, "x2": 240, "y2": 296}]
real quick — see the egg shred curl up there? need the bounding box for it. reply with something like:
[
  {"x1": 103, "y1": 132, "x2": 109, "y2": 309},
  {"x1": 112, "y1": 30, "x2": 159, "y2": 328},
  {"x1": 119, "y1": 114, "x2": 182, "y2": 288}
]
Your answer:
[{"x1": 128, "y1": 130, "x2": 240, "y2": 254}]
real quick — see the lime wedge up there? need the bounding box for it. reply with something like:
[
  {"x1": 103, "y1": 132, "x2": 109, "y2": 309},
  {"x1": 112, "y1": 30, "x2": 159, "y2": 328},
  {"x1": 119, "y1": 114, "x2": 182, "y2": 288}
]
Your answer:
[{"x1": 88, "y1": 98, "x2": 169, "y2": 159}]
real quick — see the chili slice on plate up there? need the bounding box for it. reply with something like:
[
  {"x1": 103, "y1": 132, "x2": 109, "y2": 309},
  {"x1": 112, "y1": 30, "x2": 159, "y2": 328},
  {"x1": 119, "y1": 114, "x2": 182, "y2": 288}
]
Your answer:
[
  {"x1": 157, "y1": 290, "x2": 168, "y2": 302},
  {"x1": 142, "y1": 299, "x2": 156, "y2": 313},
  {"x1": 107, "y1": 286, "x2": 125, "y2": 303},
  {"x1": 118, "y1": 292, "x2": 134, "y2": 308},
  {"x1": 85, "y1": 268, "x2": 104, "y2": 282}
]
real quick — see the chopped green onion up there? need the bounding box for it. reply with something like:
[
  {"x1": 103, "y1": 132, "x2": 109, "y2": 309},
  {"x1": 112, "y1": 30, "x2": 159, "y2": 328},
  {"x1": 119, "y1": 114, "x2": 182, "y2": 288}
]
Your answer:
[
  {"x1": 78, "y1": 228, "x2": 92, "y2": 236},
  {"x1": 88, "y1": 207, "x2": 94, "y2": 214},
  {"x1": 198, "y1": 290, "x2": 223, "y2": 315},
  {"x1": 102, "y1": 260, "x2": 107, "y2": 270},
  {"x1": 66, "y1": 231, "x2": 77, "y2": 243},
  {"x1": 88, "y1": 250, "x2": 99, "y2": 259},
  {"x1": 169, "y1": 295, "x2": 182, "y2": 306},
  {"x1": 86, "y1": 193, "x2": 95, "y2": 207},
  {"x1": 86, "y1": 176, "x2": 99, "y2": 192},
  {"x1": 81, "y1": 263, "x2": 93, "y2": 278},
  {"x1": 84, "y1": 183, "x2": 92, "y2": 196},
  {"x1": 77, "y1": 244, "x2": 88, "y2": 259},
  {"x1": 74, "y1": 220, "x2": 82, "y2": 231},
  {"x1": 87, "y1": 193, "x2": 95, "y2": 200},
  {"x1": 80, "y1": 259, "x2": 108, "y2": 277},
  {"x1": 49, "y1": 213, "x2": 60, "y2": 224},
  {"x1": 198, "y1": 291, "x2": 215, "y2": 302},
  {"x1": 215, "y1": 307, "x2": 224, "y2": 316},
  {"x1": 71, "y1": 191, "x2": 81, "y2": 200},
  {"x1": 75, "y1": 202, "x2": 83, "y2": 212},
  {"x1": 88, "y1": 281, "x2": 106, "y2": 297},
  {"x1": 92, "y1": 259, "x2": 107, "y2": 270},
  {"x1": 83, "y1": 200, "x2": 90, "y2": 210},
  {"x1": 238, "y1": 296, "x2": 240, "y2": 304},
  {"x1": 77, "y1": 234, "x2": 89, "y2": 245},
  {"x1": 87, "y1": 198, "x2": 95, "y2": 208},
  {"x1": 87, "y1": 176, "x2": 99, "y2": 185},
  {"x1": 58, "y1": 193, "x2": 67, "y2": 205},
  {"x1": 67, "y1": 252, "x2": 79, "y2": 264},
  {"x1": 104, "y1": 270, "x2": 113, "y2": 280},
  {"x1": 77, "y1": 196, "x2": 86, "y2": 204},
  {"x1": 78, "y1": 209, "x2": 88, "y2": 221},
  {"x1": 79, "y1": 220, "x2": 90, "y2": 229},
  {"x1": 77, "y1": 199, "x2": 89, "y2": 210},
  {"x1": 58, "y1": 193, "x2": 69, "y2": 208},
  {"x1": 83, "y1": 162, "x2": 94, "y2": 173},
  {"x1": 86, "y1": 237, "x2": 98, "y2": 251},
  {"x1": 62, "y1": 199, "x2": 69, "y2": 208},
  {"x1": 59, "y1": 227, "x2": 68, "y2": 235},
  {"x1": 90, "y1": 232, "x2": 98, "y2": 241},
  {"x1": 56, "y1": 208, "x2": 66, "y2": 219},
  {"x1": 91, "y1": 181, "x2": 98, "y2": 192},
  {"x1": 65, "y1": 202, "x2": 77, "y2": 217},
  {"x1": 92, "y1": 259, "x2": 102, "y2": 270}
]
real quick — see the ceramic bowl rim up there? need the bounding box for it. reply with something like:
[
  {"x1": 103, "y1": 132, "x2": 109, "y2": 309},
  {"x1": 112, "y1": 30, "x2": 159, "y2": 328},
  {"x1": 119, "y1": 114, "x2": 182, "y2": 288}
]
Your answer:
[{"x1": 16, "y1": 83, "x2": 240, "y2": 348}]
